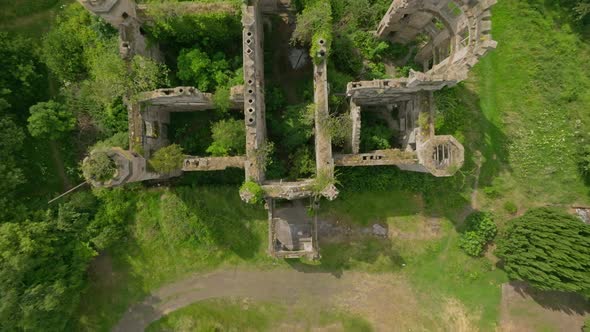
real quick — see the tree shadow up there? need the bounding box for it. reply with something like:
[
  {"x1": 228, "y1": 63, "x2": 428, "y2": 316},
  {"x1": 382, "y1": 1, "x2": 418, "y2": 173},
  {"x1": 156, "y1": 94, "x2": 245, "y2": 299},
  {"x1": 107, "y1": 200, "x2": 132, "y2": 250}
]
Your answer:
[
  {"x1": 175, "y1": 185, "x2": 264, "y2": 260},
  {"x1": 510, "y1": 281, "x2": 590, "y2": 316}
]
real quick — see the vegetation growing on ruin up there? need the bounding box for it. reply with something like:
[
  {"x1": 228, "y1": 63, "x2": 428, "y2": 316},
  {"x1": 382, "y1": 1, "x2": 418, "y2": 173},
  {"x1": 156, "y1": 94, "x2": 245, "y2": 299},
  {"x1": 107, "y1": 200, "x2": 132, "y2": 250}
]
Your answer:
[
  {"x1": 240, "y1": 180, "x2": 265, "y2": 205},
  {"x1": 207, "y1": 119, "x2": 246, "y2": 156},
  {"x1": 149, "y1": 144, "x2": 185, "y2": 173},
  {"x1": 82, "y1": 151, "x2": 117, "y2": 183}
]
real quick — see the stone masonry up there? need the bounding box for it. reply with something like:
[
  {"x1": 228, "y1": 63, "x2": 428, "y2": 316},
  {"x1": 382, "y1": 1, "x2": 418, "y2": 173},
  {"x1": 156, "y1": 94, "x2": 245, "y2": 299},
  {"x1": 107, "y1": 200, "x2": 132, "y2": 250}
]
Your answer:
[{"x1": 80, "y1": 0, "x2": 496, "y2": 260}]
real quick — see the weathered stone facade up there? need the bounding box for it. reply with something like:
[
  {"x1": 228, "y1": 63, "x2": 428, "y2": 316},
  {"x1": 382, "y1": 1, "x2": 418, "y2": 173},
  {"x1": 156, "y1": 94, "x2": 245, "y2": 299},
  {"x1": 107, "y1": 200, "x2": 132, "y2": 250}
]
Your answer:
[{"x1": 79, "y1": 0, "x2": 495, "y2": 259}]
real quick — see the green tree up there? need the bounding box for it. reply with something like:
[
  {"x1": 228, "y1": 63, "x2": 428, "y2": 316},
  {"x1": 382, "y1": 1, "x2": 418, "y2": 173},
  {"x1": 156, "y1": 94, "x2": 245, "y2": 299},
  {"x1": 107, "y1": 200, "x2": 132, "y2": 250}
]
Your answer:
[
  {"x1": 206, "y1": 119, "x2": 245, "y2": 156},
  {"x1": 496, "y1": 208, "x2": 590, "y2": 295},
  {"x1": 0, "y1": 98, "x2": 26, "y2": 222},
  {"x1": 42, "y1": 4, "x2": 100, "y2": 82},
  {"x1": 0, "y1": 33, "x2": 43, "y2": 112},
  {"x1": 27, "y1": 100, "x2": 76, "y2": 139},
  {"x1": 0, "y1": 217, "x2": 95, "y2": 331},
  {"x1": 149, "y1": 144, "x2": 185, "y2": 173},
  {"x1": 177, "y1": 49, "x2": 233, "y2": 92}
]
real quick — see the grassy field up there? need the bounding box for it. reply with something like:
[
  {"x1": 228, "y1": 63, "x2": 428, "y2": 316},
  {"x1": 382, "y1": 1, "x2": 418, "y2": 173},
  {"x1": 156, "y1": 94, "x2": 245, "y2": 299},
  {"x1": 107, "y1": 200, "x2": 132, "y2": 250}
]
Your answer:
[
  {"x1": 147, "y1": 299, "x2": 372, "y2": 332},
  {"x1": 321, "y1": 191, "x2": 507, "y2": 330},
  {"x1": 472, "y1": 0, "x2": 590, "y2": 210},
  {"x1": 0, "y1": 0, "x2": 74, "y2": 38},
  {"x1": 74, "y1": 186, "x2": 282, "y2": 331}
]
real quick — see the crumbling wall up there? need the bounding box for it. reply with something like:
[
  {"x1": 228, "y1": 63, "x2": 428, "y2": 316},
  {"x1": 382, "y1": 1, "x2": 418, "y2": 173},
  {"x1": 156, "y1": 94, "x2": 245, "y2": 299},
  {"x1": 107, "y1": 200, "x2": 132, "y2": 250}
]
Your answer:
[
  {"x1": 83, "y1": 147, "x2": 172, "y2": 187},
  {"x1": 348, "y1": 100, "x2": 361, "y2": 154},
  {"x1": 183, "y1": 156, "x2": 246, "y2": 171},
  {"x1": 376, "y1": 0, "x2": 497, "y2": 82},
  {"x1": 242, "y1": 0, "x2": 268, "y2": 183},
  {"x1": 334, "y1": 149, "x2": 417, "y2": 167},
  {"x1": 138, "y1": 87, "x2": 215, "y2": 111},
  {"x1": 78, "y1": 0, "x2": 159, "y2": 60}
]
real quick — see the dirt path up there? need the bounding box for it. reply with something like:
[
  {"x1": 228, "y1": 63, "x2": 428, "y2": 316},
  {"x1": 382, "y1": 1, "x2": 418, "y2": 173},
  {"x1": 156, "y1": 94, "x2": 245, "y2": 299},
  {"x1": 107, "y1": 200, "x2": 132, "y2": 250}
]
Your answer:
[{"x1": 113, "y1": 268, "x2": 438, "y2": 332}]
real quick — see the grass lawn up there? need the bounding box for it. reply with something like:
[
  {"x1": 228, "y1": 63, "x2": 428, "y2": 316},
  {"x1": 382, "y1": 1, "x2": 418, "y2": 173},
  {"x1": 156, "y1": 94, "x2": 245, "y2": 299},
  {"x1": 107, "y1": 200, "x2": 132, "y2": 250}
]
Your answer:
[
  {"x1": 147, "y1": 299, "x2": 372, "y2": 332},
  {"x1": 472, "y1": 0, "x2": 590, "y2": 209}
]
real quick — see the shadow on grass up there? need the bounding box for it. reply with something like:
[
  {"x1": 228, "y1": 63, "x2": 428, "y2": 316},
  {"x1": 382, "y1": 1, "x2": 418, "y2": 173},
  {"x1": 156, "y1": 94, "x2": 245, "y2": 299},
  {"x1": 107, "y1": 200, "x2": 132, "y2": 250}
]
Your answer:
[
  {"x1": 286, "y1": 234, "x2": 406, "y2": 278},
  {"x1": 175, "y1": 186, "x2": 264, "y2": 260},
  {"x1": 510, "y1": 281, "x2": 590, "y2": 316}
]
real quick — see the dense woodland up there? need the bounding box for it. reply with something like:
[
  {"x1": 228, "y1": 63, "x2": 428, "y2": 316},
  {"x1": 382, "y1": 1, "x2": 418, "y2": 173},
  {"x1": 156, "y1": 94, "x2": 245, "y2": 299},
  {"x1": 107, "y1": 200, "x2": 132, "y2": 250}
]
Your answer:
[{"x1": 0, "y1": 0, "x2": 589, "y2": 330}]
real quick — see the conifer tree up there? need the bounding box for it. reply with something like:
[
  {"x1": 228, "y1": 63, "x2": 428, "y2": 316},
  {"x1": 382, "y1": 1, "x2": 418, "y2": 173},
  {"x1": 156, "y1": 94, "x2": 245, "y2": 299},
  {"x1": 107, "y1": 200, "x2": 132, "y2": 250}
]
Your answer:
[{"x1": 496, "y1": 208, "x2": 590, "y2": 296}]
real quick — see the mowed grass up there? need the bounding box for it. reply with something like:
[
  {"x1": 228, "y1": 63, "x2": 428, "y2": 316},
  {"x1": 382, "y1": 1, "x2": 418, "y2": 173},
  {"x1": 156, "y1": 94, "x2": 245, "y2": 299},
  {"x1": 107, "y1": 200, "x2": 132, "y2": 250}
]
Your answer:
[
  {"x1": 472, "y1": 0, "x2": 590, "y2": 206},
  {"x1": 75, "y1": 185, "x2": 281, "y2": 331},
  {"x1": 147, "y1": 299, "x2": 373, "y2": 332}
]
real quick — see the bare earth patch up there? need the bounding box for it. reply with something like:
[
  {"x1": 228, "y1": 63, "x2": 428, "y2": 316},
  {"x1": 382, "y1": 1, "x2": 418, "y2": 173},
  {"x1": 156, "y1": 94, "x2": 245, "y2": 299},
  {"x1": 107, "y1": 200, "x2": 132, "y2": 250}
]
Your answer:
[{"x1": 500, "y1": 281, "x2": 590, "y2": 332}]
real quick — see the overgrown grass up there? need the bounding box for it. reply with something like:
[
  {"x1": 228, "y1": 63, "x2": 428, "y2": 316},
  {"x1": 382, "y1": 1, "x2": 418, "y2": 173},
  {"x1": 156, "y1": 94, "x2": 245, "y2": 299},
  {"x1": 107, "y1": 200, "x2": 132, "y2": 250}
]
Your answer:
[
  {"x1": 74, "y1": 185, "x2": 279, "y2": 331},
  {"x1": 0, "y1": 0, "x2": 73, "y2": 38},
  {"x1": 473, "y1": 0, "x2": 590, "y2": 206},
  {"x1": 147, "y1": 299, "x2": 372, "y2": 332}
]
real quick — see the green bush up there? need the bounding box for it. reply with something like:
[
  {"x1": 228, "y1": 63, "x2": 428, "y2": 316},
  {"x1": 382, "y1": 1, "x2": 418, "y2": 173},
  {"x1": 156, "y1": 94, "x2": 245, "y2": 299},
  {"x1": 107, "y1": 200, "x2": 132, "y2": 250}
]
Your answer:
[
  {"x1": 145, "y1": 12, "x2": 242, "y2": 51},
  {"x1": 272, "y1": 104, "x2": 314, "y2": 150},
  {"x1": 240, "y1": 180, "x2": 264, "y2": 205},
  {"x1": 459, "y1": 231, "x2": 486, "y2": 257},
  {"x1": 149, "y1": 144, "x2": 185, "y2": 173},
  {"x1": 360, "y1": 124, "x2": 392, "y2": 151},
  {"x1": 503, "y1": 201, "x2": 518, "y2": 215},
  {"x1": 289, "y1": 147, "x2": 315, "y2": 179},
  {"x1": 82, "y1": 151, "x2": 117, "y2": 183},
  {"x1": 464, "y1": 212, "x2": 497, "y2": 242},
  {"x1": 459, "y1": 211, "x2": 497, "y2": 257}
]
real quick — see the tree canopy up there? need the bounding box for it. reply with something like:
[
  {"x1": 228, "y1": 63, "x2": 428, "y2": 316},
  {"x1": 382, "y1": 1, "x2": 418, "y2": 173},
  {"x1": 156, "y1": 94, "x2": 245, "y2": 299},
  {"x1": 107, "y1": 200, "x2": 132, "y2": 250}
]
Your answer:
[
  {"x1": 206, "y1": 119, "x2": 246, "y2": 156},
  {"x1": 177, "y1": 49, "x2": 235, "y2": 92},
  {"x1": 27, "y1": 100, "x2": 76, "y2": 139},
  {"x1": 496, "y1": 208, "x2": 590, "y2": 296},
  {"x1": 149, "y1": 144, "x2": 185, "y2": 173}
]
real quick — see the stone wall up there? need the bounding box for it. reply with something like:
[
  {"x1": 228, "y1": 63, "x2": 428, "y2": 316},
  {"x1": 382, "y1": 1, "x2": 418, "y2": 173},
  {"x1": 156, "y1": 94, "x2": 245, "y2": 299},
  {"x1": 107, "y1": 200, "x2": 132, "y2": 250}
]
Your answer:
[
  {"x1": 242, "y1": 0, "x2": 268, "y2": 183},
  {"x1": 376, "y1": 0, "x2": 497, "y2": 82}
]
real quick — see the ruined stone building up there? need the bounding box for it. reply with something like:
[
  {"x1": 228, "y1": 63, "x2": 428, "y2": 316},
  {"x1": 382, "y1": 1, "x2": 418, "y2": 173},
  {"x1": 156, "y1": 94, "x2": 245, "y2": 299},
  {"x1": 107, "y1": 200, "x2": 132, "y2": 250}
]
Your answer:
[{"x1": 80, "y1": 0, "x2": 496, "y2": 260}]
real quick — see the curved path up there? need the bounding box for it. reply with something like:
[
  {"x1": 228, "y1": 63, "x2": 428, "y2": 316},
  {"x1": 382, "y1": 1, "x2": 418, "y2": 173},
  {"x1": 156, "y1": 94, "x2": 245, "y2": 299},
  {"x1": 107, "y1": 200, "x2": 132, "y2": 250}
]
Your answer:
[{"x1": 112, "y1": 268, "x2": 424, "y2": 332}]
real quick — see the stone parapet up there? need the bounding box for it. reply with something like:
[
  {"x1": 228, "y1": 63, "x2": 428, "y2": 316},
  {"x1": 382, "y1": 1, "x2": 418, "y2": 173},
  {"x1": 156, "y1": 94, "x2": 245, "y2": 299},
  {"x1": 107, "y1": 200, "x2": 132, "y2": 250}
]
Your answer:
[{"x1": 183, "y1": 156, "x2": 246, "y2": 171}]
